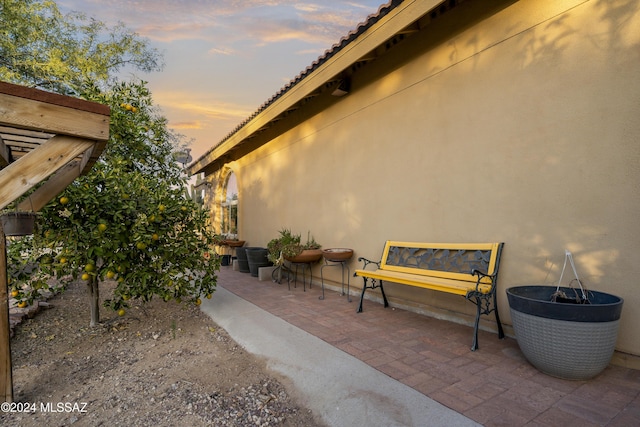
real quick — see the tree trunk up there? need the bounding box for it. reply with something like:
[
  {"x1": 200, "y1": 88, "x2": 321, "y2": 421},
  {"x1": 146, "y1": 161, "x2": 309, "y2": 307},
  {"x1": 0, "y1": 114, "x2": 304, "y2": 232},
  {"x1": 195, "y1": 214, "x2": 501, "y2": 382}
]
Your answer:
[{"x1": 88, "y1": 279, "x2": 100, "y2": 327}]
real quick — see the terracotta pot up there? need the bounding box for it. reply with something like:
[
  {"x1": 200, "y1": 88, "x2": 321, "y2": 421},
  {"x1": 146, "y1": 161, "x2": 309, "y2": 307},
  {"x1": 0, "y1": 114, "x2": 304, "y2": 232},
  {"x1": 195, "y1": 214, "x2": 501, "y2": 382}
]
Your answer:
[
  {"x1": 224, "y1": 240, "x2": 245, "y2": 247},
  {"x1": 284, "y1": 249, "x2": 323, "y2": 263},
  {"x1": 322, "y1": 248, "x2": 353, "y2": 262}
]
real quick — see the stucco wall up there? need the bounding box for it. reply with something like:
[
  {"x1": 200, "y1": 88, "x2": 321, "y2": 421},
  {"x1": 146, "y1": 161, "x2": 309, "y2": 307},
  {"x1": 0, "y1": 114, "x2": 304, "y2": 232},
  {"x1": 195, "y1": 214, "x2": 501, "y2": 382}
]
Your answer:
[{"x1": 219, "y1": 0, "x2": 640, "y2": 358}]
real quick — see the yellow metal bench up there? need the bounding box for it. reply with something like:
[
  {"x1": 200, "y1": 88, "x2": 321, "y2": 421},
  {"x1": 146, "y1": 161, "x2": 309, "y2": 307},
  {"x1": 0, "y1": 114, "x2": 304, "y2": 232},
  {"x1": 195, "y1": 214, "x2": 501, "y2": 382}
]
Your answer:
[{"x1": 354, "y1": 241, "x2": 505, "y2": 351}]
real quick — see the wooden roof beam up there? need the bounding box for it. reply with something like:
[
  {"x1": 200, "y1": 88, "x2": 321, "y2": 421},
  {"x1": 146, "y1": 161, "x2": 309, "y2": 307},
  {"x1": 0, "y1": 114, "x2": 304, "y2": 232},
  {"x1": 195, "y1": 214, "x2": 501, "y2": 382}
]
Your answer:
[
  {"x1": 16, "y1": 159, "x2": 84, "y2": 212},
  {"x1": 0, "y1": 136, "x2": 10, "y2": 167},
  {"x1": 0, "y1": 135, "x2": 94, "y2": 211}
]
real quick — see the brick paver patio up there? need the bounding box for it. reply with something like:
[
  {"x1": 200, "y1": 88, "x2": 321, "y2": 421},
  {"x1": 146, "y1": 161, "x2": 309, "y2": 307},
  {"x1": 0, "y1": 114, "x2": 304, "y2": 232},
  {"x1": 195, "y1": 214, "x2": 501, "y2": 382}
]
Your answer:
[{"x1": 216, "y1": 266, "x2": 640, "y2": 426}]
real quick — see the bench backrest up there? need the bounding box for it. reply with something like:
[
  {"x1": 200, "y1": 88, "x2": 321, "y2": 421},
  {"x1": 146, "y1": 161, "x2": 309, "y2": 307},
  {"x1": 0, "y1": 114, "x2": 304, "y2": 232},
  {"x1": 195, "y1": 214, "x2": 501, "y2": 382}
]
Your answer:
[{"x1": 380, "y1": 241, "x2": 504, "y2": 284}]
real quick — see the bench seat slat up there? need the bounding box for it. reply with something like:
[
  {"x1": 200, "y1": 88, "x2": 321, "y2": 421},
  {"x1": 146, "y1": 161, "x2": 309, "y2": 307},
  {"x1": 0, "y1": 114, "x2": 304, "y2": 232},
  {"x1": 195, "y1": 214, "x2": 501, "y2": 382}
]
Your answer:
[{"x1": 354, "y1": 269, "x2": 491, "y2": 296}]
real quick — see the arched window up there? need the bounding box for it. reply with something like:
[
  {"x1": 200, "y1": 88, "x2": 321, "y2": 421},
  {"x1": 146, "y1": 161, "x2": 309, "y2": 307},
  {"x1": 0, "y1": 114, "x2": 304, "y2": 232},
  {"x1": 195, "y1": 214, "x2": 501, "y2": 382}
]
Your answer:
[{"x1": 221, "y1": 172, "x2": 238, "y2": 237}]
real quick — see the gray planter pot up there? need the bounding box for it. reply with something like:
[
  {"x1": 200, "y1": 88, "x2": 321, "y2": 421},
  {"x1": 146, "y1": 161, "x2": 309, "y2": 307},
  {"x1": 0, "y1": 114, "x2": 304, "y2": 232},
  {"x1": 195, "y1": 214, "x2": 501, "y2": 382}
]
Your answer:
[{"x1": 507, "y1": 285, "x2": 623, "y2": 380}]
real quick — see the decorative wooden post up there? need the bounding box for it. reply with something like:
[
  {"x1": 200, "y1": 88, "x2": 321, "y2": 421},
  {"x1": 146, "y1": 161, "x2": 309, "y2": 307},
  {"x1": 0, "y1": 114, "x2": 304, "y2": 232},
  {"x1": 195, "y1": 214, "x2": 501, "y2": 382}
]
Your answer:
[{"x1": 0, "y1": 225, "x2": 13, "y2": 402}]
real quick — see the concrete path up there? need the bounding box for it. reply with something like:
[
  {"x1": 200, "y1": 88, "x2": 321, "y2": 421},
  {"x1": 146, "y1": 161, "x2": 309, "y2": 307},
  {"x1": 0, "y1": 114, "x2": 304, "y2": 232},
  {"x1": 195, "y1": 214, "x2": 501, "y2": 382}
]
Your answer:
[{"x1": 200, "y1": 286, "x2": 480, "y2": 427}]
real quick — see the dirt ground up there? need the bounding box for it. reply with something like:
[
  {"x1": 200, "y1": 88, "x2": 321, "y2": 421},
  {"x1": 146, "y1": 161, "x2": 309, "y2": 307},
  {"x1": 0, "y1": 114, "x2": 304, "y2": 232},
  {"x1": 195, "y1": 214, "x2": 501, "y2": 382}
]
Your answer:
[{"x1": 1, "y1": 279, "x2": 326, "y2": 426}]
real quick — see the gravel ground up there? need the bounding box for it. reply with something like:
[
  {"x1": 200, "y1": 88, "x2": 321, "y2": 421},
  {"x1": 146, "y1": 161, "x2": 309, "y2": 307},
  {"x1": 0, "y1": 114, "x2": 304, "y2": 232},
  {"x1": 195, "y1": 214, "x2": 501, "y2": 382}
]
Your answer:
[{"x1": 1, "y1": 279, "x2": 325, "y2": 426}]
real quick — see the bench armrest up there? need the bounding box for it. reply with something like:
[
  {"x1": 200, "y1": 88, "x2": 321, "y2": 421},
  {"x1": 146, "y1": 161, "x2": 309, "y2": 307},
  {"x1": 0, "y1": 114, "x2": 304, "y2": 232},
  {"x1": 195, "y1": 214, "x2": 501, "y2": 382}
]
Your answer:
[
  {"x1": 471, "y1": 269, "x2": 497, "y2": 293},
  {"x1": 357, "y1": 256, "x2": 381, "y2": 271}
]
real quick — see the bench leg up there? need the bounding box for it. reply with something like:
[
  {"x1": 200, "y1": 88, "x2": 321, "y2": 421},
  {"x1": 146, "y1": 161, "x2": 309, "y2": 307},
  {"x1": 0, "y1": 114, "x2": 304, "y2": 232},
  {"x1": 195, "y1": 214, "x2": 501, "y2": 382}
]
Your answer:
[
  {"x1": 357, "y1": 278, "x2": 368, "y2": 313},
  {"x1": 468, "y1": 291, "x2": 505, "y2": 351},
  {"x1": 471, "y1": 301, "x2": 481, "y2": 351},
  {"x1": 379, "y1": 280, "x2": 389, "y2": 308},
  {"x1": 494, "y1": 291, "x2": 505, "y2": 340},
  {"x1": 357, "y1": 278, "x2": 389, "y2": 313}
]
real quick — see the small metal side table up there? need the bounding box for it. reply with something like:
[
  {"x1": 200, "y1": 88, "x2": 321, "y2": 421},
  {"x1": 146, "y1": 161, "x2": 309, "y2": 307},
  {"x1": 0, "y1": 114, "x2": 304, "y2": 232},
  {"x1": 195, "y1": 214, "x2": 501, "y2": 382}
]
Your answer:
[
  {"x1": 319, "y1": 249, "x2": 354, "y2": 301},
  {"x1": 287, "y1": 261, "x2": 313, "y2": 291}
]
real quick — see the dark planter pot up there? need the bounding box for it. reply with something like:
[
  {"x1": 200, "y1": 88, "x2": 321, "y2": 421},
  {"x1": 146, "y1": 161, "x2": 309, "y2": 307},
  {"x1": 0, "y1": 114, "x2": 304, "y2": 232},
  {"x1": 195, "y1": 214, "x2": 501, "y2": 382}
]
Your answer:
[
  {"x1": 507, "y1": 285, "x2": 623, "y2": 380},
  {"x1": 236, "y1": 247, "x2": 260, "y2": 273},
  {"x1": 221, "y1": 255, "x2": 231, "y2": 266},
  {"x1": 246, "y1": 247, "x2": 272, "y2": 277},
  {"x1": 1, "y1": 212, "x2": 36, "y2": 236}
]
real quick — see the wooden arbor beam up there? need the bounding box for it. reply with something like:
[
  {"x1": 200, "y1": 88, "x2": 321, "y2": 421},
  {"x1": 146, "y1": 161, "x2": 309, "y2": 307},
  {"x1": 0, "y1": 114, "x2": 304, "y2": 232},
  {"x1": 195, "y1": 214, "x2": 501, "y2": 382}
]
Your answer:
[
  {"x1": 0, "y1": 234, "x2": 10, "y2": 402},
  {"x1": 0, "y1": 135, "x2": 94, "y2": 211},
  {"x1": 0, "y1": 136, "x2": 10, "y2": 167},
  {"x1": 16, "y1": 159, "x2": 88, "y2": 212},
  {"x1": 0, "y1": 82, "x2": 110, "y2": 403}
]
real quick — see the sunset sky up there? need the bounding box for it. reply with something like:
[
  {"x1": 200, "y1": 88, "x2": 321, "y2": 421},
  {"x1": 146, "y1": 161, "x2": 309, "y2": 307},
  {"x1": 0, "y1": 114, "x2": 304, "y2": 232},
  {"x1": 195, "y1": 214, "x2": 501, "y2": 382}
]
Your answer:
[{"x1": 57, "y1": 0, "x2": 385, "y2": 161}]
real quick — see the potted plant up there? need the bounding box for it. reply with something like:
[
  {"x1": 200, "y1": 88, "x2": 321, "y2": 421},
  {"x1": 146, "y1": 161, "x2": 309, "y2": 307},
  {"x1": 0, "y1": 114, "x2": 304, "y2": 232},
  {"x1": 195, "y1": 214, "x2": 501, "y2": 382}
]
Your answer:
[
  {"x1": 224, "y1": 239, "x2": 245, "y2": 247},
  {"x1": 212, "y1": 233, "x2": 245, "y2": 266},
  {"x1": 506, "y1": 250, "x2": 623, "y2": 380},
  {"x1": 267, "y1": 229, "x2": 322, "y2": 265},
  {"x1": 1, "y1": 201, "x2": 38, "y2": 237}
]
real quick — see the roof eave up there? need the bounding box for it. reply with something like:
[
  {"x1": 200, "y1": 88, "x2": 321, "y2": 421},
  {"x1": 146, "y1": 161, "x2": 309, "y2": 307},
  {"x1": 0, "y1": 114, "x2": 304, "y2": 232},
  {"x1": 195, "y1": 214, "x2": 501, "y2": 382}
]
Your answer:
[{"x1": 189, "y1": 0, "x2": 445, "y2": 176}]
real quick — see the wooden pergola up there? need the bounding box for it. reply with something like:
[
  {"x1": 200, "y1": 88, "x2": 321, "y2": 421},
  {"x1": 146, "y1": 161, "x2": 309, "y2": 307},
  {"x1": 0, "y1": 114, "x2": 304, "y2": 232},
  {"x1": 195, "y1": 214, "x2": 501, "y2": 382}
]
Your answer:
[{"x1": 0, "y1": 81, "x2": 110, "y2": 402}]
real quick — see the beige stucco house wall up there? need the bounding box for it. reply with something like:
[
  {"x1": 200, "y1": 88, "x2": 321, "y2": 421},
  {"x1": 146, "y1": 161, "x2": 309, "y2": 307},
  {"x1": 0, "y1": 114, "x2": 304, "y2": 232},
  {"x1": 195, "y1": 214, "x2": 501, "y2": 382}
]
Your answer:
[{"x1": 191, "y1": 0, "x2": 640, "y2": 366}]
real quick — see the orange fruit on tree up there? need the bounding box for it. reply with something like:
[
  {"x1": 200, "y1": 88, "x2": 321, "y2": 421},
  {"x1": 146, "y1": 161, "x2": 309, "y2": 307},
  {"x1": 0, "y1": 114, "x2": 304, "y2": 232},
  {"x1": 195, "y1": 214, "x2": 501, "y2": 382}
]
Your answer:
[
  {"x1": 106, "y1": 271, "x2": 116, "y2": 279},
  {"x1": 117, "y1": 308, "x2": 126, "y2": 316},
  {"x1": 10, "y1": 290, "x2": 19, "y2": 298},
  {"x1": 59, "y1": 196, "x2": 69, "y2": 205},
  {"x1": 17, "y1": 301, "x2": 27, "y2": 309},
  {"x1": 98, "y1": 223, "x2": 107, "y2": 232},
  {"x1": 136, "y1": 242, "x2": 147, "y2": 250},
  {"x1": 85, "y1": 264, "x2": 95, "y2": 272},
  {"x1": 81, "y1": 273, "x2": 90, "y2": 281}
]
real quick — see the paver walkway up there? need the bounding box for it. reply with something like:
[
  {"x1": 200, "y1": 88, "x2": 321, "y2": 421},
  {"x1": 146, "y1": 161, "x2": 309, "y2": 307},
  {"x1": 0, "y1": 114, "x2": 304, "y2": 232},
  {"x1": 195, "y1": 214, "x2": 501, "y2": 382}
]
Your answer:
[{"x1": 216, "y1": 266, "x2": 640, "y2": 426}]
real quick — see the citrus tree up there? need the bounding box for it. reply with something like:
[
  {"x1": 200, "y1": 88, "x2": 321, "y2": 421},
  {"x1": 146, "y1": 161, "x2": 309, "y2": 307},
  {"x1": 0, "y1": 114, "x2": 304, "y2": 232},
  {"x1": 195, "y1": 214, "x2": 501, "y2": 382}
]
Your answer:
[
  {"x1": 2, "y1": 1, "x2": 219, "y2": 326},
  {"x1": 20, "y1": 81, "x2": 219, "y2": 327},
  {"x1": 5, "y1": 236, "x2": 52, "y2": 309}
]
